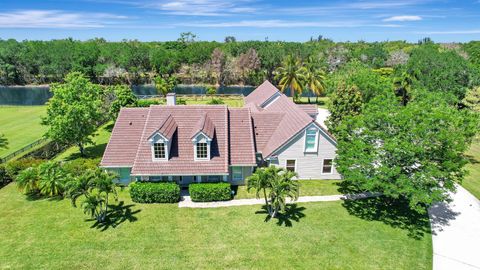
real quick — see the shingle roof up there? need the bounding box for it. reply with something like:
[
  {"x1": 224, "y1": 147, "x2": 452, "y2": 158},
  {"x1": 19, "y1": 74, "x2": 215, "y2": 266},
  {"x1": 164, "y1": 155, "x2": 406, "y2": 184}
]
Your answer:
[
  {"x1": 244, "y1": 80, "x2": 279, "y2": 106},
  {"x1": 131, "y1": 105, "x2": 229, "y2": 175},
  {"x1": 297, "y1": 104, "x2": 319, "y2": 118},
  {"x1": 100, "y1": 108, "x2": 148, "y2": 167},
  {"x1": 251, "y1": 111, "x2": 285, "y2": 153},
  {"x1": 228, "y1": 108, "x2": 256, "y2": 166},
  {"x1": 191, "y1": 113, "x2": 215, "y2": 139},
  {"x1": 148, "y1": 113, "x2": 177, "y2": 140}
]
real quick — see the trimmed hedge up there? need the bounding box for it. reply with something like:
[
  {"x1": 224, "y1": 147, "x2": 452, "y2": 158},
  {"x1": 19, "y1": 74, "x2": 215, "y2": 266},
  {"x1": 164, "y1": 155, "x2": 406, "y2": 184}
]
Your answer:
[
  {"x1": 189, "y1": 182, "x2": 232, "y2": 202},
  {"x1": 130, "y1": 182, "x2": 180, "y2": 203}
]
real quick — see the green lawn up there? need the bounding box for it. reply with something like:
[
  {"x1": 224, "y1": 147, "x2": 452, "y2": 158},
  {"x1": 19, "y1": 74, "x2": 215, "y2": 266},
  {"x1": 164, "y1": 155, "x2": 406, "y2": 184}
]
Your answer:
[
  {"x1": 183, "y1": 96, "x2": 244, "y2": 107},
  {"x1": 463, "y1": 139, "x2": 480, "y2": 199},
  {"x1": 234, "y1": 180, "x2": 342, "y2": 199},
  {"x1": 294, "y1": 96, "x2": 329, "y2": 108},
  {"x1": 0, "y1": 183, "x2": 432, "y2": 269},
  {"x1": 0, "y1": 106, "x2": 47, "y2": 158}
]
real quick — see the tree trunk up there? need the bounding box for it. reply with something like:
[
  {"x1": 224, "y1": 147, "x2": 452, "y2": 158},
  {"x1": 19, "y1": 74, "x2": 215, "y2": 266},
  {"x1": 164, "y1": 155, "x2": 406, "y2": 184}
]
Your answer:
[
  {"x1": 308, "y1": 96, "x2": 311, "y2": 104},
  {"x1": 78, "y1": 143, "x2": 85, "y2": 157},
  {"x1": 104, "y1": 193, "x2": 109, "y2": 222},
  {"x1": 316, "y1": 95, "x2": 319, "y2": 104},
  {"x1": 263, "y1": 189, "x2": 272, "y2": 216}
]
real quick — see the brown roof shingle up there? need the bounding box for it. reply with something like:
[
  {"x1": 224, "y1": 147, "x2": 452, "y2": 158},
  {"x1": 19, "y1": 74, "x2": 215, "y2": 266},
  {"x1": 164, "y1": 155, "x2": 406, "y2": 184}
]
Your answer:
[
  {"x1": 228, "y1": 108, "x2": 256, "y2": 166},
  {"x1": 244, "y1": 80, "x2": 279, "y2": 106},
  {"x1": 191, "y1": 113, "x2": 215, "y2": 139}
]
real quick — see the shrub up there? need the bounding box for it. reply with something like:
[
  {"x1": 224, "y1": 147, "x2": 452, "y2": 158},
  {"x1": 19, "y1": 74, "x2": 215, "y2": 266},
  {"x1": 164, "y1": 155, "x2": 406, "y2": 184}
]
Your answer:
[
  {"x1": 5, "y1": 158, "x2": 44, "y2": 180},
  {"x1": 0, "y1": 164, "x2": 11, "y2": 186},
  {"x1": 129, "y1": 182, "x2": 180, "y2": 203},
  {"x1": 206, "y1": 86, "x2": 217, "y2": 95},
  {"x1": 135, "y1": 99, "x2": 162, "y2": 107},
  {"x1": 176, "y1": 98, "x2": 187, "y2": 105},
  {"x1": 63, "y1": 158, "x2": 100, "y2": 175},
  {"x1": 189, "y1": 182, "x2": 232, "y2": 202},
  {"x1": 207, "y1": 98, "x2": 225, "y2": 105}
]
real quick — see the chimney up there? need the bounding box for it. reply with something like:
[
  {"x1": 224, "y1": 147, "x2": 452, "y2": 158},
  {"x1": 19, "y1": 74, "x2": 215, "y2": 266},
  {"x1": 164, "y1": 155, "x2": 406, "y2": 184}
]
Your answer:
[{"x1": 166, "y1": 93, "x2": 176, "y2": 106}]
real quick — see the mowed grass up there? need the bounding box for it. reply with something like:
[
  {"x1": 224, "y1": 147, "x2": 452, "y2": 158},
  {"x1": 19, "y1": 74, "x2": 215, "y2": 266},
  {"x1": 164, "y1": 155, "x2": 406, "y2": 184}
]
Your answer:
[
  {"x1": 0, "y1": 183, "x2": 432, "y2": 270},
  {"x1": 234, "y1": 180, "x2": 342, "y2": 199},
  {"x1": 0, "y1": 106, "x2": 47, "y2": 158},
  {"x1": 183, "y1": 96, "x2": 244, "y2": 107},
  {"x1": 463, "y1": 139, "x2": 480, "y2": 199}
]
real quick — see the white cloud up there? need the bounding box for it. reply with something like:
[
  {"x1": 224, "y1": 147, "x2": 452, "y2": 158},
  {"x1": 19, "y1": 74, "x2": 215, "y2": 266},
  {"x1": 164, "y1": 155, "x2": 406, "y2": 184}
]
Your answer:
[
  {"x1": 383, "y1": 15, "x2": 422, "y2": 22},
  {"x1": 0, "y1": 10, "x2": 127, "y2": 28},
  {"x1": 177, "y1": 19, "x2": 401, "y2": 28},
  {"x1": 416, "y1": 29, "x2": 480, "y2": 35},
  {"x1": 145, "y1": 0, "x2": 258, "y2": 16}
]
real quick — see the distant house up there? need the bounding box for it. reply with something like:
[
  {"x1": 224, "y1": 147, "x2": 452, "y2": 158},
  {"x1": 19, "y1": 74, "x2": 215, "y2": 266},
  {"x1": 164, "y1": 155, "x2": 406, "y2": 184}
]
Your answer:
[{"x1": 100, "y1": 81, "x2": 341, "y2": 185}]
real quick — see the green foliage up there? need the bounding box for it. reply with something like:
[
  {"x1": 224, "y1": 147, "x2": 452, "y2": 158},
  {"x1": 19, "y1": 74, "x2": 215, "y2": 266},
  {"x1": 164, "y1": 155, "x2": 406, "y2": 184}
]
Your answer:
[
  {"x1": 37, "y1": 162, "x2": 68, "y2": 197},
  {"x1": 275, "y1": 55, "x2": 306, "y2": 99},
  {"x1": 0, "y1": 164, "x2": 10, "y2": 185},
  {"x1": 463, "y1": 86, "x2": 480, "y2": 113},
  {"x1": 176, "y1": 98, "x2": 187, "y2": 105},
  {"x1": 406, "y1": 45, "x2": 478, "y2": 102},
  {"x1": 304, "y1": 56, "x2": 327, "y2": 102},
  {"x1": 247, "y1": 166, "x2": 299, "y2": 217},
  {"x1": 109, "y1": 85, "x2": 138, "y2": 120},
  {"x1": 154, "y1": 76, "x2": 178, "y2": 96},
  {"x1": 207, "y1": 98, "x2": 224, "y2": 105},
  {"x1": 66, "y1": 168, "x2": 118, "y2": 222},
  {"x1": 326, "y1": 84, "x2": 363, "y2": 136},
  {"x1": 42, "y1": 72, "x2": 103, "y2": 156},
  {"x1": 4, "y1": 158, "x2": 44, "y2": 180},
  {"x1": 189, "y1": 182, "x2": 232, "y2": 202},
  {"x1": 335, "y1": 92, "x2": 479, "y2": 213},
  {"x1": 0, "y1": 133, "x2": 8, "y2": 149},
  {"x1": 135, "y1": 99, "x2": 162, "y2": 107},
  {"x1": 16, "y1": 167, "x2": 40, "y2": 194},
  {"x1": 129, "y1": 182, "x2": 180, "y2": 203},
  {"x1": 206, "y1": 86, "x2": 217, "y2": 95}
]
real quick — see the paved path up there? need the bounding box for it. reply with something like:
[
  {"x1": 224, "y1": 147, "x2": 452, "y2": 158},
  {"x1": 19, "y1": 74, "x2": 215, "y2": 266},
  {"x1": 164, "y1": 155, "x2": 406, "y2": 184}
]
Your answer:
[
  {"x1": 178, "y1": 192, "x2": 377, "y2": 208},
  {"x1": 429, "y1": 185, "x2": 480, "y2": 270}
]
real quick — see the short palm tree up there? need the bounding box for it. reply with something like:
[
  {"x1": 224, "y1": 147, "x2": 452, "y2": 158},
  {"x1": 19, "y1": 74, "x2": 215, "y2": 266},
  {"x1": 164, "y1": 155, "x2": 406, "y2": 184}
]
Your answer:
[
  {"x1": 275, "y1": 55, "x2": 306, "y2": 101},
  {"x1": 94, "y1": 170, "x2": 118, "y2": 221},
  {"x1": 268, "y1": 169, "x2": 299, "y2": 217},
  {"x1": 37, "y1": 162, "x2": 67, "y2": 197},
  {"x1": 304, "y1": 56, "x2": 327, "y2": 104},
  {"x1": 82, "y1": 193, "x2": 105, "y2": 221},
  {"x1": 247, "y1": 167, "x2": 275, "y2": 216},
  {"x1": 16, "y1": 167, "x2": 39, "y2": 194}
]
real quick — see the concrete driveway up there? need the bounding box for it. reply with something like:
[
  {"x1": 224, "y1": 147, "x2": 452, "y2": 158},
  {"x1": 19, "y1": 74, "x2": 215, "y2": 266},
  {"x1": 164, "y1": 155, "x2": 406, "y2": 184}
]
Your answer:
[{"x1": 429, "y1": 185, "x2": 480, "y2": 270}]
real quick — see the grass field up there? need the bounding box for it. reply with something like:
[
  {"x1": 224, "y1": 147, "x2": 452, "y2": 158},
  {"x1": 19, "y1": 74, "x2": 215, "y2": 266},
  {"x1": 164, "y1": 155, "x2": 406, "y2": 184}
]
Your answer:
[
  {"x1": 0, "y1": 183, "x2": 432, "y2": 270},
  {"x1": 294, "y1": 96, "x2": 329, "y2": 108},
  {"x1": 463, "y1": 139, "x2": 480, "y2": 199},
  {"x1": 0, "y1": 106, "x2": 47, "y2": 158},
  {"x1": 234, "y1": 180, "x2": 342, "y2": 199}
]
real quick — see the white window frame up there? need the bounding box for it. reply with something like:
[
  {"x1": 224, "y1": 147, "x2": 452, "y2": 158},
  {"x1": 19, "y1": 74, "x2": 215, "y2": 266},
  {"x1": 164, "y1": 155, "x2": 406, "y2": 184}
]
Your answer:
[
  {"x1": 322, "y1": 158, "x2": 334, "y2": 175},
  {"x1": 304, "y1": 125, "x2": 319, "y2": 153},
  {"x1": 149, "y1": 133, "x2": 169, "y2": 161},
  {"x1": 192, "y1": 132, "x2": 212, "y2": 161},
  {"x1": 153, "y1": 142, "x2": 166, "y2": 159},
  {"x1": 232, "y1": 167, "x2": 243, "y2": 181},
  {"x1": 285, "y1": 159, "x2": 297, "y2": 172}
]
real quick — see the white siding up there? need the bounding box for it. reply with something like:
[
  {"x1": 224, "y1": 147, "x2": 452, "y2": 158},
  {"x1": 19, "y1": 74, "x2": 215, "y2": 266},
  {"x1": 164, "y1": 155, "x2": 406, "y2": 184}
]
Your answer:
[{"x1": 269, "y1": 125, "x2": 341, "y2": 180}]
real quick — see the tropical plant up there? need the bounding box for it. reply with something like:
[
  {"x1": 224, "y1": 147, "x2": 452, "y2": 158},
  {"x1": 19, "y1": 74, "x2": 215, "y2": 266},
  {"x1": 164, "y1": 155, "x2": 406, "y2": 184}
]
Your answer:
[
  {"x1": 154, "y1": 76, "x2": 178, "y2": 96},
  {"x1": 109, "y1": 85, "x2": 138, "y2": 120},
  {"x1": 67, "y1": 169, "x2": 118, "y2": 222},
  {"x1": 275, "y1": 55, "x2": 306, "y2": 100},
  {"x1": 37, "y1": 162, "x2": 67, "y2": 197},
  {"x1": 16, "y1": 167, "x2": 39, "y2": 194},
  {"x1": 394, "y1": 70, "x2": 417, "y2": 106},
  {"x1": 304, "y1": 56, "x2": 327, "y2": 104},
  {"x1": 0, "y1": 134, "x2": 7, "y2": 149},
  {"x1": 247, "y1": 166, "x2": 300, "y2": 218},
  {"x1": 463, "y1": 86, "x2": 480, "y2": 112}
]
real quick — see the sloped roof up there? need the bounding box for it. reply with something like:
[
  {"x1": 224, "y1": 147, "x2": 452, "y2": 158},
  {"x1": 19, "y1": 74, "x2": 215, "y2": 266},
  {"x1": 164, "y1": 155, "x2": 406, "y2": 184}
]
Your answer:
[
  {"x1": 244, "y1": 80, "x2": 279, "y2": 106},
  {"x1": 149, "y1": 114, "x2": 177, "y2": 140},
  {"x1": 229, "y1": 108, "x2": 256, "y2": 166},
  {"x1": 297, "y1": 104, "x2": 319, "y2": 118},
  {"x1": 131, "y1": 105, "x2": 229, "y2": 175},
  {"x1": 191, "y1": 113, "x2": 215, "y2": 139},
  {"x1": 100, "y1": 108, "x2": 148, "y2": 167},
  {"x1": 251, "y1": 111, "x2": 285, "y2": 153}
]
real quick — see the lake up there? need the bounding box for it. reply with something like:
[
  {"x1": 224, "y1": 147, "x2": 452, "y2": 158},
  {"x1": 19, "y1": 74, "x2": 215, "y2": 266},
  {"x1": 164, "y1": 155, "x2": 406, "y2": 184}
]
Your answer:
[{"x1": 0, "y1": 85, "x2": 257, "y2": 105}]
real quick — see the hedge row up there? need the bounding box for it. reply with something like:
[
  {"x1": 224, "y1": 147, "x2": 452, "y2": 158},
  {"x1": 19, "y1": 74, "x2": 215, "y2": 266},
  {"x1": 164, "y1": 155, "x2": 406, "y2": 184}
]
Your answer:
[
  {"x1": 189, "y1": 182, "x2": 232, "y2": 202},
  {"x1": 129, "y1": 182, "x2": 180, "y2": 203}
]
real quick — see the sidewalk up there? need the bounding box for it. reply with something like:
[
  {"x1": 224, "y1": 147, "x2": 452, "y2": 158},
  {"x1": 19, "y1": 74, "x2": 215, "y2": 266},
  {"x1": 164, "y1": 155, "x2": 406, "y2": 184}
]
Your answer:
[{"x1": 178, "y1": 192, "x2": 377, "y2": 208}]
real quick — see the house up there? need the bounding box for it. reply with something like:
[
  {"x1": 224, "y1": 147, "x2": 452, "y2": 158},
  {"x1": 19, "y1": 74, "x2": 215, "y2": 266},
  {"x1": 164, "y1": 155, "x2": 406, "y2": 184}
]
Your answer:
[{"x1": 100, "y1": 81, "x2": 341, "y2": 185}]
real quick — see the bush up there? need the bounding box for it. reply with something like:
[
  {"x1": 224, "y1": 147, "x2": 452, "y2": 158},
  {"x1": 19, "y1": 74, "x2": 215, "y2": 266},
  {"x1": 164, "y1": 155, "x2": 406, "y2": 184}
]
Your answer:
[
  {"x1": 63, "y1": 158, "x2": 100, "y2": 175},
  {"x1": 5, "y1": 158, "x2": 44, "y2": 180},
  {"x1": 176, "y1": 98, "x2": 187, "y2": 105},
  {"x1": 207, "y1": 98, "x2": 225, "y2": 105},
  {"x1": 129, "y1": 182, "x2": 180, "y2": 203},
  {"x1": 0, "y1": 164, "x2": 11, "y2": 186},
  {"x1": 189, "y1": 182, "x2": 232, "y2": 202},
  {"x1": 135, "y1": 99, "x2": 162, "y2": 107},
  {"x1": 206, "y1": 86, "x2": 217, "y2": 95}
]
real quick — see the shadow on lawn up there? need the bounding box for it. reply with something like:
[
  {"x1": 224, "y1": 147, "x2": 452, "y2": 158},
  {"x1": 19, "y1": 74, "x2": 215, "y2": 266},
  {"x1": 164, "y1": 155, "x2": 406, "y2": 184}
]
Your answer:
[
  {"x1": 63, "y1": 143, "x2": 107, "y2": 161},
  {"x1": 255, "y1": 204, "x2": 306, "y2": 227},
  {"x1": 88, "y1": 201, "x2": 141, "y2": 231}
]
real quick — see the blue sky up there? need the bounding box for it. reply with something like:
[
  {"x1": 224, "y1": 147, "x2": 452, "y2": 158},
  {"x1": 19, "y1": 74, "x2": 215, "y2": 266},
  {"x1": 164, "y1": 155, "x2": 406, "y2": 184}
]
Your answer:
[{"x1": 0, "y1": 0, "x2": 479, "y2": 42}]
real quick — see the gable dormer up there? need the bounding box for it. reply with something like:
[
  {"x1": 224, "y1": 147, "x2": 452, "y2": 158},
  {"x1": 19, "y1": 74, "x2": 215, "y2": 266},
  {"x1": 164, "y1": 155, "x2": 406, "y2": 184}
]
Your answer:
[
  {"x1": 191, "y1": 113, "x2": 214, "y2": 161},
  {"x1": 148, "y1": 114, "x2": 177, "y2": 161}
]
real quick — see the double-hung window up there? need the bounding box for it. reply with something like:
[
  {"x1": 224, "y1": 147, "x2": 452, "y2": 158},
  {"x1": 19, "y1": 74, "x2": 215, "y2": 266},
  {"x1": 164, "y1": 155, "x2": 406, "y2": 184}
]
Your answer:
[
  {"x1": 322, "y1": 159, "x2": 333, "y2": 174},
  {"x1": 305, "y1": 128, "x2": 318, "y2": 152},
  {"x1": 196, "y1": 142, "x2": 208, "y2": 159},
  {"x1": 286, "y1": 160, "x2": 296, "y2": 172},
  {"x1": 153, "y1": 143, "x2": 165, "y2": 159}
]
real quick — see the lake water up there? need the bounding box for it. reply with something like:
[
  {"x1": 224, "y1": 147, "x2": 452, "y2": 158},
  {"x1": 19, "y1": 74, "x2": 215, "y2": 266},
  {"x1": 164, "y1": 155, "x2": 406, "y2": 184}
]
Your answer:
[{"x1": 0, "y1": 85, "x2": 257, "y2": 105}]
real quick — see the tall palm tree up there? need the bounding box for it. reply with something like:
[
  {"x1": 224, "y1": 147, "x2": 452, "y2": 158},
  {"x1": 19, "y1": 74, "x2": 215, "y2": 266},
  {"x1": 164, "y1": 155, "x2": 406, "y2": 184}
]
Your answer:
[
  {"x1": 94, "y1": 170, "x2": 118, "y2": 221},
  {"x1": 304, "y1": 56, "x2": 327, "y2": 104},
  {"x1": 268, "y1": 169, "x2": 299, "y2": 217},
  {"x1": 275, "y1": 55, "x2": 306, "y2": 101},
  {"x1": 247, "y1": 167, "x2": 275, "y2": 216},
  {"x1": 16, "y1": 167, "x2": 39, "y2": 194}
]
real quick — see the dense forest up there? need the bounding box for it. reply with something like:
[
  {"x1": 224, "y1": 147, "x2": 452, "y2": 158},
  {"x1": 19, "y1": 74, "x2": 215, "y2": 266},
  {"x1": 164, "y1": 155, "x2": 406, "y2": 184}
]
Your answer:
[{"x1": 1, "y1": 34, "x2": 480, "y2": 91}]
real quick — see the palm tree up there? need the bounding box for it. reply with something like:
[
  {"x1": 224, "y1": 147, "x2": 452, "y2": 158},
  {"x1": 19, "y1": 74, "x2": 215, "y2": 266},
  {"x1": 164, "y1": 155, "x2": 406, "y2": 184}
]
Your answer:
[
  {"x1": 38, "y1": 162, "x2": 67, "y2": 197},
  {"x1": 394, "y1": 69, "x2": 417, "y2": 106},
  {"x1": 16, "y1": 167, "x2": 39, "y2": 194},
  {"x1": 275, "y1": 55, "x2": 306, "y2": 101},
  {"x1": 82, "y1": 194, "x2": 105, "y2": 221},
  {"x1": 304, "y1": 56, "x2": 327, "y2": 104},
  {"x1": 94, "y1": 170, "x2": 118, "y2": 221},
  {"x1": 247, "y1": 167, "x2": 275, "y2": 216},
  {"x1": 268, "y1": 169, "x2": 299, "y2": 217}
]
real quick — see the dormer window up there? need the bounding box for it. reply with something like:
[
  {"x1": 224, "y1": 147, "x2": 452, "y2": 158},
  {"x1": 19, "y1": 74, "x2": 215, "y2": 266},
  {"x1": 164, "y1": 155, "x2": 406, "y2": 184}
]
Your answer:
[
  {"x1": 304, "y1": 125, "x2": 319, "y2": 153},
  {"x1": 196, "y1": 142, "x2": 208, "y2": 159},
  {"x1": 153, "y1": 142, "x2": 166, "y2": 159}
]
